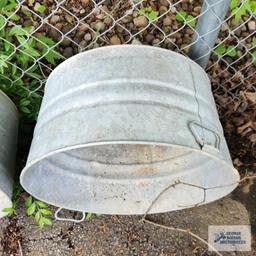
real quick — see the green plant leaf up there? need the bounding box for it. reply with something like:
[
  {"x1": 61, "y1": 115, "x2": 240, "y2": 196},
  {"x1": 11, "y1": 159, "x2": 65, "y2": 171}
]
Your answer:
[
  {"x1": 186, "y1": 15, "x2": 196, "y2": 28},
  {"x1": 139, "y1": 6, "x2": 159, "y2": 21},
  {"x1": 85, "y1": 212, "x2": 93, "y2": 220},
  {"x1": 2, "y1": 207, "x2": 14, "y2": 214},
  {"x1": 20, "y1": 98, "x2": 30, "y2": 106},
  {"x1": 27, "y1": 202, "x2": 36, "y2": 216},
  {"x1": 40, "y1": 209, "x2": 52, "y2": 216},
  {"x1": 23, "y1": 47, "x2": 41, "y2": 58},
  {"x1": 34, "y1": 4, "x2": 46, "y2": 14},
  {"x1": 230, "y1": 0, "x2": 238, "y2": 10},
  {"x1": 176, "y1": 235, "x2": 182, "y2": 241},
  {"x1": 25, "y1": 196, "x2": 33, "y2": 207},
  {"x1": 9, "y1": 26, "x2": 28, "y2": 36},
  {"x1": 214, "y1": 44, "x2": 226, "y2": 56},
  {"x1": 41, "y1": 217, "x2": 52, "y2": 226},
  {"x1": 0, "y1": 0, "x2": 8, "y2": 8},
  {"x1": 36, "y1": 201, "x2": 48, "y2": 209},
  {"x1": 252, "y1": 51, "x2": 256, "y2": 66},
  {"x1": 252, "y1": 37, "x2": 256, "y2": 47},
  {"x1": 0, "y1": 16, "x2": 5, "y2": 28},
  {"x1": 38, "y1": 217, "x2": 45, "y2": 228},
  {"x1": 34, "y1": 211, "x2": 41, "y2": 222},
  {"x1": 226, "y1": 45, "x2": 237, "y2": 57},
  {"x1": 20, "y1": 106, "x2": 31, "y2": 113},
  {"x1": 175, "y1": 10, "x2": 187, "y2": 22}
]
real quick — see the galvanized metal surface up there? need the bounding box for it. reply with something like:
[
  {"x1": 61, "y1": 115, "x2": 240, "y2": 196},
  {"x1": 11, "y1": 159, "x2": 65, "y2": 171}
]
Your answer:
[
  {"x1": 0, "y1": 90, "x2": 18, "y2": 218},
  {"x1": 188, "y1": 0, "x2": 232, "y2": 68},
  {"x1": 21, "y1": 45, "x2": 240, "y2": 215}
]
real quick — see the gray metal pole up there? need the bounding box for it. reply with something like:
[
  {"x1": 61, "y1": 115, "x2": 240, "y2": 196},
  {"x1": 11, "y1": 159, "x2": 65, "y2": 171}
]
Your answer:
[{"x1": 188, "y1": 0, "x2": 231, "y2": 69}]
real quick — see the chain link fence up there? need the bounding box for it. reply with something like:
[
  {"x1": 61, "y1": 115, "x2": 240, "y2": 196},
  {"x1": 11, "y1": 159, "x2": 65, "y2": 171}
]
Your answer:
[{"x1": 0, "y1": 0, "x2": 255, "y2": 121}]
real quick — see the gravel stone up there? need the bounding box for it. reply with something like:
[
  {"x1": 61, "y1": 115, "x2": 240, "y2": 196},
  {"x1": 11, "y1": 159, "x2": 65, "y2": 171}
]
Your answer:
[
  {"x1": 131, "y1": 38, "x2": 142, "y2": 45},
  {"x1": 145, "y1": 34, "x2": 155, "y2": 43},
  {"x1": 110, "y1": 35, "x2": 121, "y2": 45},
  {"x1": 133, "y1": 16, "x2": 148, "y2": 27},
  {"x1": 248, "y1": 21, "x2": 256, "y2": 32},
  {"x1": 81, "y1": 0, "x2": 90, "y2": 8},
  {"x1": 63, "y1": 47, "x2": 73, "y2": 58},
  {"x1": 50, "y1": 15, "x2": 60, "y2": 24},
  {"x1": 84, "y1": 33, "x2": 92, "y2": 42},
  {"x1": 163, "y1": 16, "x2": 172, "y2": 26},
  {"x1": 95, "y1": 21, "x2": 105, "y2": 32},
  {"x1": 48, "y1": 28, "x2": 61, "y2": 41}
]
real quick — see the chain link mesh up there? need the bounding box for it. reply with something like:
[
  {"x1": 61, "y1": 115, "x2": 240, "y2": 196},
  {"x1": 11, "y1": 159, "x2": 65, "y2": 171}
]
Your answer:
[{"x1": 0, "y1": 0, "x2": 255, "y2": 120}]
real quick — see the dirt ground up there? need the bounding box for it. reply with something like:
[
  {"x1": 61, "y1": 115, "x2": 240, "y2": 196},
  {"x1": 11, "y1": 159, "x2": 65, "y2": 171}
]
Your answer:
[{"x1": 0, "y1": 182, "x2": 255, "y2": 256}]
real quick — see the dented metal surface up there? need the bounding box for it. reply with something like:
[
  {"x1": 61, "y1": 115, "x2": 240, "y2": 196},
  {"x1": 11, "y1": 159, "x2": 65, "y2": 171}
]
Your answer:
[
  {"x1": 0, "y1": 90, "x2": 18, "y2": 218},
  {"x1": 20, "y1": 46, "x2": 240, "y2": 215}
]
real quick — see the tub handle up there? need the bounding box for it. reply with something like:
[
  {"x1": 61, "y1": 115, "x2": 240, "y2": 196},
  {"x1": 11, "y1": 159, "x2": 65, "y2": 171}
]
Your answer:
[
  {"x1": 188, "y1": 120, "x2": 221, "y2": 151},
  {"x1": 55, "y1": 208, "x2": 86, "y2": 223}
]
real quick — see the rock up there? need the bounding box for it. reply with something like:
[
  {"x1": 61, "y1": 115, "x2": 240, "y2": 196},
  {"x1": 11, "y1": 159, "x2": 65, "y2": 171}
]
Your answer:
[
  {"x1": 159, "y1": 6, "x2": 168, "y2": 15},
  {"x1": 160, "y1": 0, "x2": 169, "y2": 7},
  {"x1": 163, "y1": 16, "x2": 172, "y2": 26},
  {"x1": 79, "y1": 40, "x2": 87, "y2": 48},
  {"x1": 61, "y1": 25, "x2": 73, "y2": 34},
  {"x1": 50, "y1": 15, "x2": 60, "y2": 24},
  {"x1": 131, "y1": 38, "x2": 142, "y2": 45},
  {"x1": 104, "y1": 17, "x2": 112, "y2": 26},
  {"x1": 248, "y1": 21, "x2": 256, "y2": 32},
  {"x1": 55, "y1": 22, "x2": 63, "y2": 30},
  {"x1": 145, "y1": 34, "x2": 154, "y2": 43},
  {"x1": 49, "y1": 28, "x2": 61, "y2": 41},
  {"x1": 81, "y1": 0, "x2": 90, "y2": 8},
  {"x1": 133, "y1": 16, "x2": 148, "y2": 27},
  {"x1": 193, "y1": 6, "x2": 201, "y2": 14},
  {"x1": 61, "y1": 37, "x2": 71, "y2": 47},
  {"x1": 121, "y1": 16, "x2": 133, "y2": 24},
  {"x1": 84, "y1": 33, "x2": 92, "y2": 42},
  {"x1": 95, "y1": 21, "x2": 105, "y2": 31},
  {"x1": 78, "y1": 24, "x2": 89, "y2": 32},
  {"x1": 152, "y1": 38, "x2": 160, "y2": 45},
  {"x1": 110, "y1": 35, "x2": 121, "y2": 45},
  {"x1": 231, "y1": 19, "x2": 240, "y2": 28},
  {"x1": 63, "y1": 47, "x2": 73, "y2": 58}
]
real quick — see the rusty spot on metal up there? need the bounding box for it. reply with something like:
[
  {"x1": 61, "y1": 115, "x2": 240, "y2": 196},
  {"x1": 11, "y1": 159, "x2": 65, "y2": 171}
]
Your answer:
[
  {"x1": 135, "y1": 167, "x2": 157, "y2": 176},
  {"x1": 138, "y1": 181, "x2": 150, "y2": 187}
]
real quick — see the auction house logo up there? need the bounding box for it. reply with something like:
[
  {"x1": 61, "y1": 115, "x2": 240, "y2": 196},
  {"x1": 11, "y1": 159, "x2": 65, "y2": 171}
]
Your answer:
[{"x1": 208, "y1": 225, "x2": 251, "y2": 251}]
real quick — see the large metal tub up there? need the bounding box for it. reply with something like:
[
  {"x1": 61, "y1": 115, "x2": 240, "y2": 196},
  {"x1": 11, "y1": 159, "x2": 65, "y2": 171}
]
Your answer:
[
  {"x1": 20, "y1": 46, "x2": 240, "y2": 215},
  {"x1": 0, "y1": 90, "x2": 18, "y2": 218}
]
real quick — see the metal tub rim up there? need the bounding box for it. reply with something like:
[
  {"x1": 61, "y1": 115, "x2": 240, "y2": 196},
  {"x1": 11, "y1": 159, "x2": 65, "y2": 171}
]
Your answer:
[
  {"x1": 20, "y1": 140, "x2": 240, "y2": 215},
  {"x1": 46, "y1": 45, "x2": 209, "y2": 83}
]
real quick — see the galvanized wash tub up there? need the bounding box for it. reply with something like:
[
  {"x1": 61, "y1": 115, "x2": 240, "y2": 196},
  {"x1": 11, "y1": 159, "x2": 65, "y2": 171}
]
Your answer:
[
  {"x1": 0, "y1": 90, "x2": 18, "y2": 218},
  {"x1": 20, "y1": 45, "x2": 240, "y2": 215}
]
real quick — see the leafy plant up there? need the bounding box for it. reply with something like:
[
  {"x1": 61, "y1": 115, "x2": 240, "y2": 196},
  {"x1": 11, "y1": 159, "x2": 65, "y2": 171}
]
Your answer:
[
  {"x1": 214, "y1": 44, "x2": 237, "y2": 58},
  {"x1": 139, "y1": 6, "x2": 159, "y2": 21},
  {"x1": 0, "y1": 0, "x2": 63, "y2": 119},
  {"x1": 175, "y1": 10, "x2": 196, "y2": 28},
  {"x1": 252, "y1": 37, "x2": 256, "y2": 67},
  {"x1": 230, "y1": 0, "x2": 256, "y2": 21},
  {"x1": 175, "y1": 235, "x2": 182, "y2": 241},
  {"x1": 2, "y1": 184, "x2": 22, "y2": 216},
  {"x1": 34, "y1": 3, "x2": 46, "y2": 14},
  {"x1": 25, "y1": 196, "x2": 53, "y2": 228}
]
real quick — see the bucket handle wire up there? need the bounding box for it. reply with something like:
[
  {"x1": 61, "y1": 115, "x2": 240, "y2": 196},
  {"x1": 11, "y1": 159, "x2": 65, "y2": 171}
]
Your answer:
[
  {"x1": 188, "y1": 120, "x2": 221, "y2": 150},
  {"x1": 55, "y1": 208, "x2": 86, "y2": 223}
]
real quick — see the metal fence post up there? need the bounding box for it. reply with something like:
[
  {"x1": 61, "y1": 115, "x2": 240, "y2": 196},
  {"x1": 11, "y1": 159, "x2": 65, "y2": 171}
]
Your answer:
[{"x1": 188, "y1": 0, "x2": 231, "y2": 69}]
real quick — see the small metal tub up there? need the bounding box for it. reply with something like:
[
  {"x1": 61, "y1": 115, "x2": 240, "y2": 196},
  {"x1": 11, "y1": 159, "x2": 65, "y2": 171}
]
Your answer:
[
  {"x1": 20, "y1": 46, "x2": 240, "y2": 215},
  {"x1": 0, "y1": 90, "x2": 18, "y2": 218}
]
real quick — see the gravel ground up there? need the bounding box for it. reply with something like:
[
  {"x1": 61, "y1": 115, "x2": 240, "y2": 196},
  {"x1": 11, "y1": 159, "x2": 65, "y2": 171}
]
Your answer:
[{"x1": 0, "y1": 185, "x2": 255, "y2": 256}]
